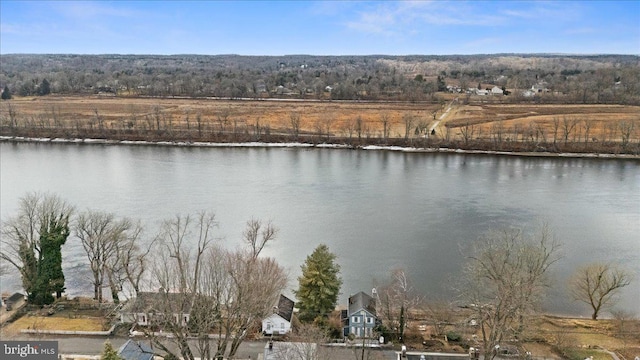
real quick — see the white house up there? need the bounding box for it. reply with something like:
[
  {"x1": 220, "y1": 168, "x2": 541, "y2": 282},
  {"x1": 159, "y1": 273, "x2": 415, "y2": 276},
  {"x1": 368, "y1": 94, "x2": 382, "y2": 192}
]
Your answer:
[
  {"x1": 119, "y1": 292, "x2": 191, "y2": 327},
  {"x1": 491, "y1": 86, "x2": 504, "y2": 95},
  {"x1": 262, "y1": 294, "x2": 295, "y2": 335}
]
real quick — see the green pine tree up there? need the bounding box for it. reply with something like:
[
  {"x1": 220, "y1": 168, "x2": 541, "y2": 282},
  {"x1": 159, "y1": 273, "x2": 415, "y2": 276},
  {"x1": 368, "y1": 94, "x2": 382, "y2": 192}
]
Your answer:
[
  {"x1": 29, "y1": 215, "x2": 70, "y2": 305},
  {"x1": 38, "y1": 78, "x2": 51, "y2": 96},
  {"x1": 101, "y1": 341, "x2": 122, "y2": 360},
  {"x1": 1, "y1": 85, "x2": 12, "y2": 100},
  {"x1": 294, "y1": 244, "x2": 342, "y2": 323}
]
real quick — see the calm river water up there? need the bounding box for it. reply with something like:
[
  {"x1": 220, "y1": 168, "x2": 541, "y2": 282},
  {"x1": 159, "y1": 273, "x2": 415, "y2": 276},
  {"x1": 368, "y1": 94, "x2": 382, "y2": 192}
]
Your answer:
[{"x1": 1, "y1": 142, "x2": 638, "y2": 317}]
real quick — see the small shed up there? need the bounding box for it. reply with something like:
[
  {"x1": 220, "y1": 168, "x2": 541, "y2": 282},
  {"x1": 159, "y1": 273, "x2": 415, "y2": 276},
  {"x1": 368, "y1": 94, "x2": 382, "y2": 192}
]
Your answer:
[{"x1": 4, "y1": 292, "x2": 25, "y2": 311}]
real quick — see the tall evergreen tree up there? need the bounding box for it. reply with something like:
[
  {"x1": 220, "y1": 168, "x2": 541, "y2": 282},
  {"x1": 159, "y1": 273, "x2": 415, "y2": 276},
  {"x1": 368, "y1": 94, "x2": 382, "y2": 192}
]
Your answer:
[
  {"x1": 29, "y1": 215, "x2": 70, "y2": 305},
  {"x1": 101, "y1": 341, "x2": 123, "y2": 360},
  {"x1": 294, "y1": 244, "x2": 342, "y2": 323},
  {"x1": 38, "y1": 78, "x2": 51, "y2": 96},
  {"x1": 1, "y1": 85, "x2": 12, "y2": 100}
]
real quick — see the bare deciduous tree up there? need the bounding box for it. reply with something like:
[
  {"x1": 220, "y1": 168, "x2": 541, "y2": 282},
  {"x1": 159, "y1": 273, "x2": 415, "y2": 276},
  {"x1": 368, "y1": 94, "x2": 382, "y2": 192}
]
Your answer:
[
  {"x1": 422, "y1": 300, "x2": 455, "y2": 338},
  {"x1": 376, "y1": 268, "x2": 421, "y2": 343},
  {"x1": 380, "y1": 113, "x2": 391, "y2": 142},
  {"x1": 460, "y1": 122, "x2": 476, "y2": 145},
  {"x1": 561, "y1": 117, "x2": 578, "y2": 145},
  {"x1": 142, "y1": 213, "x2": 287, "y2": 360},
  {"x1": 290, "y1": 111, "x2": 301, "y2": 138},
  {"x1": 146, "y1": 212, "x2": 217, "y2": 360},
  {"x1": 75, "y1": 210, "x2": 135, "y2": 303},
  {"x1": 403, "y1": 113, "x2": 414, "y2": 140},
  {"x1": 116, "y1": 224, "x2": 151, "y2": 299},
  {"x1": 460, "y1": 225, "x2": 561, "y2": 359},
  {"x1": 619, "y1": 120, "x2": 636, "y2": 148},
  {"x1": 569, "y1": 262, "x2": 632, "y2": 320},
  {"x1": 282, "y1": 323, "x2": 339, "y2": 360}
]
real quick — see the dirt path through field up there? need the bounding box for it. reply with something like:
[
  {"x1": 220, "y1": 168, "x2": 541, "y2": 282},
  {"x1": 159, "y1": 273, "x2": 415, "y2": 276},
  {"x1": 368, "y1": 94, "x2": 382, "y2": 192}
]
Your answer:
[{"x1": 429, "y1": 98, "x2": 457, "y2": 136}]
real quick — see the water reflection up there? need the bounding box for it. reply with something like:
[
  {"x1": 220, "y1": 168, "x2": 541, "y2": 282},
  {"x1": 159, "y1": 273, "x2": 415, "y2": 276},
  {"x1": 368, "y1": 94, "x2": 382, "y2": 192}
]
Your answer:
[{"x1": 1, "y1": 143, "x2": 638, "y2": 316}]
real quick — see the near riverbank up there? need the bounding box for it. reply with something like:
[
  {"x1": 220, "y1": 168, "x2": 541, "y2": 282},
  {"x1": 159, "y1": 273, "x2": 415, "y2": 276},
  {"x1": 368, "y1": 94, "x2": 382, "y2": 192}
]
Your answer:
[{"x1": 2, "y1": 303, "x2": 638, "y2": 360}]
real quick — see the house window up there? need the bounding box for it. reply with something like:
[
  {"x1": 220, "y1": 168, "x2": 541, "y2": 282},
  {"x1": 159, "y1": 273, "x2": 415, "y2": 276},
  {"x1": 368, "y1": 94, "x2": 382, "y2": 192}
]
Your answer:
[
  {"x1": 366, "y1": 317, "x2": 373, "y2": 324},
  {"x1": 266, "y1": 323, "x2": 272, "y2": 330},
  {"x1": 352, "y1": 316, "x2": 359, "y2": 323},
  {"x1": 281, "y1": 322, "x2": 285, "y2": 329}
]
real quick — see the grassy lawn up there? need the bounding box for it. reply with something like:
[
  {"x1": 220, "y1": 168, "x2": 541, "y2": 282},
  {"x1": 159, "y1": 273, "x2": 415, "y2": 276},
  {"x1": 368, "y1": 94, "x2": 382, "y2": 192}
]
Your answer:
[{"x1": 4, "y1": 315, "x2": 105, "y2": 332}]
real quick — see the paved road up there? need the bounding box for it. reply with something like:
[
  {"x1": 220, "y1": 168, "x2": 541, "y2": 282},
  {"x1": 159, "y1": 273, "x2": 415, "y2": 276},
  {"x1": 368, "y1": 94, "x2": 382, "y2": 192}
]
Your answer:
[{"x1": 5, "y1": 334, "x2": 398, "y2": 359}]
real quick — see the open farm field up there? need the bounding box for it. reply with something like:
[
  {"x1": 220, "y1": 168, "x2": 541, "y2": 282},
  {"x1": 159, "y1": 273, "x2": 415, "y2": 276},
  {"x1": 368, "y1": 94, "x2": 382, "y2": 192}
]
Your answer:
[
  {"x1": 1, "y1": 96, "x2": 639, "y2": 154},
  {"x1": 0, "y1": 95, "x2": 442, "y2": 139},
  {"x1": 444, "y1": 103, "x2": 640, "y2": 144}
]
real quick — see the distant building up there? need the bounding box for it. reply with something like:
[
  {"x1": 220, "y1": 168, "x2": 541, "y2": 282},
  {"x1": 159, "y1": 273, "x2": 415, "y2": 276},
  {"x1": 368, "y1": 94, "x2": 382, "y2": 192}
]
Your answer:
[
  {"x1": 262, "y1": 294, "x2": 295, "y2": 335},
  {"x1": 531, "y1": 82, "x2": 549, "y2": 93},
  {"x1": 343, "y1": 291, "x2": 377, "y2": 338},
  {"x1": 491, "y1": 86, "x2": 504, "y2": 95}
]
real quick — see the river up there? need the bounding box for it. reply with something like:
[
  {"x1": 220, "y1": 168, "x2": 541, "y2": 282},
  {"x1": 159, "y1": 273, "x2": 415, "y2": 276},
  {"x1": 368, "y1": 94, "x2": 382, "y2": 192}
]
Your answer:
[{"x1": 1, "y1": 141, "x2": 638, "y2": 317}]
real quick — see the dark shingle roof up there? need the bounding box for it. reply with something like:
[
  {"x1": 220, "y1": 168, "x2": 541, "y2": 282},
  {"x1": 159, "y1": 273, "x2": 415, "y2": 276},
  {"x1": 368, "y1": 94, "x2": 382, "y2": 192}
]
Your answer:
[
  {"x1": 118, "y1": 340, "x2": 154, "y2": 360},
  {"x1": 7, "y1": 292, "x2": 24, "y2": 303},
  {"x1": 348, "y1": 291, "x2": 376, "y2": 316},
  {"x1": 275, "y1": 294, "x2": 295, "y2": 322},
  {"x1": 124, "y1": 292, "x2": 193, "y2": 314}
]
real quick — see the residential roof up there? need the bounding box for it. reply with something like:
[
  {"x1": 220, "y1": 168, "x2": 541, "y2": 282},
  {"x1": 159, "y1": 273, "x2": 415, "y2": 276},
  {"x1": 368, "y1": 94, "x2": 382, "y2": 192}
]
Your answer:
[
  {"x1": 118, "y1": 340, "x2": 154, "y2": 360},
  {"x1": 275, "y1": 294, "x2": 295, "y2": 322},
  {"x1": 348, "y1": 291, "x2": 376, "y2": 316},
  {"x1": 6, "y1": 293, "x2": 24, "y2": 303},
  {"x1": 123, "y1": 291, "x2": 193, "y2": 314}
]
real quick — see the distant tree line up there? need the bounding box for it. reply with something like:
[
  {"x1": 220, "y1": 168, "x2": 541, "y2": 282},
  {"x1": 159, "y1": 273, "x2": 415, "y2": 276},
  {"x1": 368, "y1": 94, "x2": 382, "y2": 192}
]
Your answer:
[{"x1": 1, "y1": 54, "x2": 638, "y2": 104}]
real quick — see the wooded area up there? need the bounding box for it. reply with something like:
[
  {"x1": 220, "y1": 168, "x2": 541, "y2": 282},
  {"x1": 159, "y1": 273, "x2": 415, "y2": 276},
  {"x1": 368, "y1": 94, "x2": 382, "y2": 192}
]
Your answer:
[
  {"x1": 1, "y1": 54, "x2": 638, "y2": 103},
  {"x1": 1, "y1": 54, "x2": 639, "y2": 155}
]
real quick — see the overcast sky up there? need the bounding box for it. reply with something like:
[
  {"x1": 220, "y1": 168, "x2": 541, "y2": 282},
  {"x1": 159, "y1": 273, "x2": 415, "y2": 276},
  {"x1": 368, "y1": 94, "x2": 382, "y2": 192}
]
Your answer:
[{"x1": 1, "y1": 0, "x2": 638, "y2": 55}]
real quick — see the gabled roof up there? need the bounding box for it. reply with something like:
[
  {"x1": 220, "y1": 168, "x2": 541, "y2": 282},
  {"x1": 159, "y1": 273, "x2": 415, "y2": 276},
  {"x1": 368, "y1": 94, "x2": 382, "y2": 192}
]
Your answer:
[
  {"x1": 348, "y1": 291, "x2": 376, "y2": 316},
  {"x1": 275, "y1": 294, "x2": 295, "y2": 322},
  {"x1": 118, "y1": 339, "x2": 154, "y2": 360},
  {"x1": 7, "y1": 292, "x2": 25, "y2": 303},
  {"x1": 123, "y1": 291, "x2": 193, "y2": 314}
]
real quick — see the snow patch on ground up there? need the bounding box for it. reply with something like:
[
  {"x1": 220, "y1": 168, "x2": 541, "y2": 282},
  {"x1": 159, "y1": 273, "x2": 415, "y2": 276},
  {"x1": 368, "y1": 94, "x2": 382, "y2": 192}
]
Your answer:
[{"x1": 1, "y1": 136, "x2": 638, "y2": 159}]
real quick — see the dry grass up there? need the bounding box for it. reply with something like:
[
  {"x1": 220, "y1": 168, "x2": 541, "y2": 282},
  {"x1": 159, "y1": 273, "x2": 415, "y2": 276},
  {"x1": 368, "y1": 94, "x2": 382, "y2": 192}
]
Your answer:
[
  {"x1": 4, "y1": 315, "x2": 105, "y2": 332},
  {"x1": 2, "y1": 96, "x2": 639, "y2": 154},
  {"x1": 444, "y1": 103, "x2": 640, "y2": 142},
  {"x1": 0, "y1": 315, "x2": 105, "y2": 339},
  {"x1": 0, "y1": 95, "x2": 443, "y2": 138}
]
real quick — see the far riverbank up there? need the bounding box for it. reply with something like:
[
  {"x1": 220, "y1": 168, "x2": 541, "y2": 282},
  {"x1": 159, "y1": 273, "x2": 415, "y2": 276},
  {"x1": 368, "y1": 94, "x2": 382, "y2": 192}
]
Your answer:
[{"x1": 2, "y1": 136, "x2": 639, "y2": 160}]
